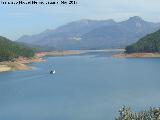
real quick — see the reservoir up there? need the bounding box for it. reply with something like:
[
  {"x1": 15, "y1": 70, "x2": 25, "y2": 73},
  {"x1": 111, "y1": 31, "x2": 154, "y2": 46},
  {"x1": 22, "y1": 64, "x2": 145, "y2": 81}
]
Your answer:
[{"x1": 0, "y1": 51, "x2": 160, "y2": 120}]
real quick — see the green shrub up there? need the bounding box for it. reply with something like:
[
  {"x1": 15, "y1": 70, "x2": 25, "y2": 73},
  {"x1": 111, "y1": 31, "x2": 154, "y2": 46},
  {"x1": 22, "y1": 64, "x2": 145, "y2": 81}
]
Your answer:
[{"x1": 116, "y1": 106, "x2": 160, "y2": 120}]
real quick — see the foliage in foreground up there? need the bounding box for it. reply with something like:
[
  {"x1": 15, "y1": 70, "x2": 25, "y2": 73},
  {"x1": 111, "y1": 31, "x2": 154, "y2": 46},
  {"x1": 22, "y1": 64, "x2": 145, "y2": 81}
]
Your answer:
[{"x1": 116, "y1": 106, "x2": 160, "y2": 120}]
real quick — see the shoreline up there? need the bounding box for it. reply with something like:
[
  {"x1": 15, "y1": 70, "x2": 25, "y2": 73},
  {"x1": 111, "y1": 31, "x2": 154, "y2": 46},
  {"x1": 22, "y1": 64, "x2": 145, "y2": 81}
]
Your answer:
[
  {"x1": 113, "y1": 53, "x2": 160, "y2": 58},
  {"x1": 0, "y1": 57, "x2": 45, "y2": 72},
  {"x1": 35, "y1": 49, "x2": 124, "y2": 57},
  {"x1": 0, "y1": 49, "x2": 125, "y2": 73},
  {"x1": 0, "y1": 50, "x2": 85, "y2": 73},
  {"x1": 36, "y1": 50, "x2": 85, "y2": 58}
]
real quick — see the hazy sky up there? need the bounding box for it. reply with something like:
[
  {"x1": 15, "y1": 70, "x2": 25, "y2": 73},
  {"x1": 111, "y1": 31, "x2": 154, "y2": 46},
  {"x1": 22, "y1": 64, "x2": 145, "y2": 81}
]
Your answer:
[{"x1": 0, "y1": 0, "x2": 160, "y2": 40}]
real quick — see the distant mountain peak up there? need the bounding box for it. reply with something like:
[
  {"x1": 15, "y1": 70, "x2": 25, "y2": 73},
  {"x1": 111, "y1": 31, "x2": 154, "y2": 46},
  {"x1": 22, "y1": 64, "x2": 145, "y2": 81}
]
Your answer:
[
  {"x1": 128, "y1": 16, "x2": 143, "y2": 22},
  {"x1": 44, "y1": 29, "x2": 52, "y2": 32},
  {"x1": 123, "y1": 16, "x2": 147, "y2": 28},
  {"x1": 75, "y1": 19, "x2": 116, "y2": 24}
]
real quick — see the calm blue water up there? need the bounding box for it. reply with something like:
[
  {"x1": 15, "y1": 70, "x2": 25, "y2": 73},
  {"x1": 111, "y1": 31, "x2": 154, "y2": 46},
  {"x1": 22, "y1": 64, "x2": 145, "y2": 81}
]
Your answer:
[{"x1": 0, "y1": 52, "x2": 160, "y2": 120}]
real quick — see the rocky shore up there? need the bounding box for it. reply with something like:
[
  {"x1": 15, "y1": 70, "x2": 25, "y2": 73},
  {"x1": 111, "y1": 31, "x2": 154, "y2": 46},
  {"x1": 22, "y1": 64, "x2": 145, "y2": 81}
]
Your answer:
[{"x1": 0, "y1": 57, "x2": 45, "y2": 72}]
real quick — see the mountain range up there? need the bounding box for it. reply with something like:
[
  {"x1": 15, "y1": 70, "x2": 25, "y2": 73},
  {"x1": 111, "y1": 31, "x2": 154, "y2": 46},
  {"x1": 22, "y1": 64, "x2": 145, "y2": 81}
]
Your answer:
[{"x1": 17, "y1": 16, "x2": 160, "y2": 50}]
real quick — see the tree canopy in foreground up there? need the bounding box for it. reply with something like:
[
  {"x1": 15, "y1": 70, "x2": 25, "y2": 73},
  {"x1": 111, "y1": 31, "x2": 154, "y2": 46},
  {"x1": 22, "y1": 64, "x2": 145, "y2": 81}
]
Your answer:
[{"x1": 116, "y1": 106, "x2": 160, "y2": 120}]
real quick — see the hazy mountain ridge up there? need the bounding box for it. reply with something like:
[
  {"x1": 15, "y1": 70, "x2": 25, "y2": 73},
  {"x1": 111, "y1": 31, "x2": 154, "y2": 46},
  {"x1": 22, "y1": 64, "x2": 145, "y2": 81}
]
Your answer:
[
  {"x1": 17, "y1": 16, "x2": 160, "y2": 50},
  {"x1": 81, "y1": 16, "x2": 160, "y2": 49}
]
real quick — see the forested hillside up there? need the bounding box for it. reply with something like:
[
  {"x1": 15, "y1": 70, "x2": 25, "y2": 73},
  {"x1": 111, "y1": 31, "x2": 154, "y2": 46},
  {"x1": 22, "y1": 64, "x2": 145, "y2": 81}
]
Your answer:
[
  {"x1": 126, "y1": 30, "x2": 160, "y2": 53},
  {"x1": 0, "y1": 36, "x2": 35, "y2": 61}
]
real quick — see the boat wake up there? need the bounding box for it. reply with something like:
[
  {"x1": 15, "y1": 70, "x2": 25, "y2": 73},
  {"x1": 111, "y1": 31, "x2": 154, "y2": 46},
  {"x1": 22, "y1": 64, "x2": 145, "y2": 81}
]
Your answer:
[{"x1": 14, "y1": 73, "x2": 51, "y2": 82}]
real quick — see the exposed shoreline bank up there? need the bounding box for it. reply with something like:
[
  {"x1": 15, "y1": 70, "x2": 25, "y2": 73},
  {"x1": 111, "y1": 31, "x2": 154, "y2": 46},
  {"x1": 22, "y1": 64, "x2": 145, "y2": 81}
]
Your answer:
[
  {"x1": 113, "y1": 53, "x2": 160, "y2": 58},
  {"x1": 0, "y1": 57, "x2": 45, "y2": 72},
  {"x1": 0, "y1": 50, "x2": 85, "y2": 73},
  {"x1": 0, "y1": 49, "x2": 125, "y2": 73},
  {"x1": 36, "y1": 50, "x2": 85, "y2": 58}
]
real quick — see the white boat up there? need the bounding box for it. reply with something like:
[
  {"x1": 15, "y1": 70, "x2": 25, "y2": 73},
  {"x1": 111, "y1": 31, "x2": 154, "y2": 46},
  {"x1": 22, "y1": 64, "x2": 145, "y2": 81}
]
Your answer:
[
  {"x1": 50, "y1": 70, "x2": 56, "y2": 74},
  {"x1": 53, "y1": 70, "x2": 56, "y2": 74}
]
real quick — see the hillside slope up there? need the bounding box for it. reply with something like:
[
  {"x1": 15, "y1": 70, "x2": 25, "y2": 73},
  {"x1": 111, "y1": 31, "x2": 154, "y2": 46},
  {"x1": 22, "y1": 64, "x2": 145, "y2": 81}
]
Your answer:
[
  {"x1": 126, "y1": 30, "x2": 160, "y2": 53},
  {"x1": 0, "y1": 36, "x2": 35, "y2": 61}
]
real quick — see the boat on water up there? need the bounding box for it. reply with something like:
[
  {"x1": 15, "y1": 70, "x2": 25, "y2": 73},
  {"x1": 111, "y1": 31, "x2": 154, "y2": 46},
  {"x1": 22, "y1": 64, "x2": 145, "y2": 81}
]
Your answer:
[{"x1": 50, "y1": 70, "x2": 56, "y2": 74}]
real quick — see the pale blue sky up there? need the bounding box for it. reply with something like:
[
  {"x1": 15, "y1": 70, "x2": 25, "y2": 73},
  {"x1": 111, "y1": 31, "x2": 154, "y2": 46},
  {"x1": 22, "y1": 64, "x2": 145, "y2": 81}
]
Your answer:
[{"x1": 0, "y1": 0, "x2": 160, "y2": 40}]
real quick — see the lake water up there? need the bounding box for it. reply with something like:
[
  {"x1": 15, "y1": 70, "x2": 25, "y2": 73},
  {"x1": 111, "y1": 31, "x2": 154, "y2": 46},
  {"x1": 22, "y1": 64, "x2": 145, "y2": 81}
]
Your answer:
[{"x1": 0, "y1": 51, "x2": 160, "y2": 120}]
